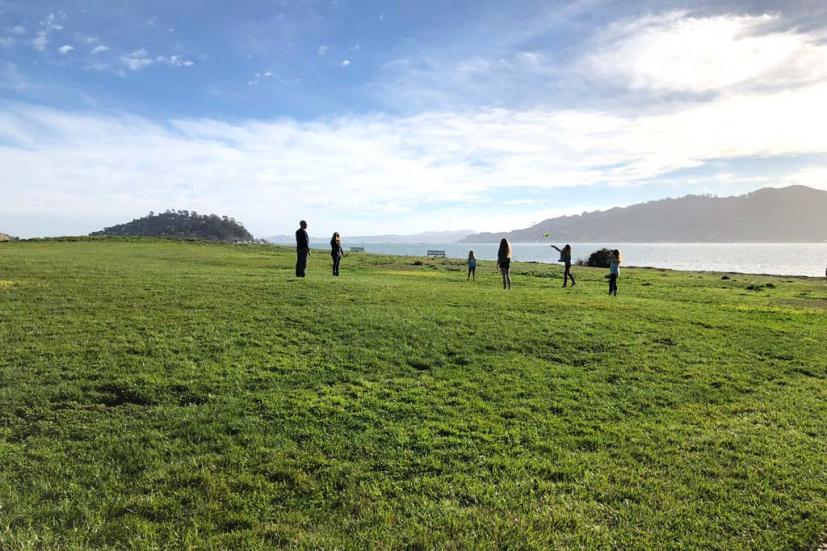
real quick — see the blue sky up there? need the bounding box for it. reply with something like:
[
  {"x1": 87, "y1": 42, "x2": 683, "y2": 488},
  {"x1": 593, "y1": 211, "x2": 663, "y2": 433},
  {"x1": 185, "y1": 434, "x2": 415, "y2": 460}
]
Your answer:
[{"x1": 2, "y1": 0, "x2": 827, "y2": 237}]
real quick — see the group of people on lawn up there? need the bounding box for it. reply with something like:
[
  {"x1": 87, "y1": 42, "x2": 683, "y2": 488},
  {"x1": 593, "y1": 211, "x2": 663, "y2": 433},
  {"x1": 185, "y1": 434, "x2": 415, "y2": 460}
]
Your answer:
[{"x1": 295, "y1": 220, "x2": 623, "y2": 295}]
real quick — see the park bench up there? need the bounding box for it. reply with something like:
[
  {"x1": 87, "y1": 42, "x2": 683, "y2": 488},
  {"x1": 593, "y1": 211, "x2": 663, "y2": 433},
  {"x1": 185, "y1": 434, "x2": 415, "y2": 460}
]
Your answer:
[
  {"x1": 426, "y1": 249, "x2": 446, "y2": 258},
  {"x1": 350, "y1": 246, "x2": 365, "y2": 252}
]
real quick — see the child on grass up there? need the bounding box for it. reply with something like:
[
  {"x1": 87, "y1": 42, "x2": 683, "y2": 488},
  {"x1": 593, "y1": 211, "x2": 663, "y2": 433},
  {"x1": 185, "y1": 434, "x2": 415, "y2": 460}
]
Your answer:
[
  {"x1": 467, "y1": 250, "x2": 477, "y2": 281},
  {"x1": 609, "y1": 249, "x2": 622, "y2": 296}
]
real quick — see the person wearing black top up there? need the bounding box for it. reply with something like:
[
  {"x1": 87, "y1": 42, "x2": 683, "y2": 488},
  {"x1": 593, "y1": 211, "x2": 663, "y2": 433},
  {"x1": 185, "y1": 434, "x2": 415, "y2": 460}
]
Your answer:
[
  {"x1": 295, "y1": 220, "x2": 310, "y2": 277},
  {"x1": 330, "y1": 232, "x2": 343, "y2": 276},
  {"x1": 497, "y1": 238, "x2": 512, "y2": 290},
  {"x1": 551, "y1": 244, "x2": 575, "y2": 287}
]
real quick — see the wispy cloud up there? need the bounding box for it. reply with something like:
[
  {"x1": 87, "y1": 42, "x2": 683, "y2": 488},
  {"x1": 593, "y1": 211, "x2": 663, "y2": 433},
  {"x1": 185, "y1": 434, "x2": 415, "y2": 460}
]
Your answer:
[
  {"x1": 341, "y1": 59, "x2": 351, "y2": 67},
  {"x1": 121, "y1": 49, "x2": 153, "y2": 71},
  {"x1": 58, "y1": 44, "x2": 74, "y2": 55},
  {"x1": 3, "y1": 74, "x2": 827, "y2": 234},
  {"x1": 156, "y1": 54, "x2": 194, "y2": 67},
  {"x1": 247, "y1": 71, "x2": 274, "y2": 86},
  {"x1": 91, "y1": 45, "x2": 109, "y2": 54},
  {"x1": 32, "y1": 12, "x2": 64, "y2": 52},
  {"x1": 317, "y1": 44, "x2": 327, "y2": 56},
  {"x1": 119, "y1": 49, "x2": 193, "y2": 71}
]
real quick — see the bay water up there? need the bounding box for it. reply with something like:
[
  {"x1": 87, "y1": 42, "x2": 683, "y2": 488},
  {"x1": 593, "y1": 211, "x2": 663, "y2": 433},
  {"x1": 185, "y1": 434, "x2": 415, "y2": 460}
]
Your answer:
[{"x1": 319, "y1": 242, "x2": 827, "y2": 277}]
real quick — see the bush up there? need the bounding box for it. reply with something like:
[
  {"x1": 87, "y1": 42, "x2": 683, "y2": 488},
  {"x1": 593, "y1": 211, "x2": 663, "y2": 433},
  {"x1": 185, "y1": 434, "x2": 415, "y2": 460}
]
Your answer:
[{"x1": 585, "y1": 248, "x2": 614, "y2": 268}]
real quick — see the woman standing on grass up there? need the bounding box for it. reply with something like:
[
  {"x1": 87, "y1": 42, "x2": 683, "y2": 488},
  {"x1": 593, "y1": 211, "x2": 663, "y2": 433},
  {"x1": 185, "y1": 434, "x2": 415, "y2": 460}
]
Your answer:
[
  {"x1": 551, "y1": 244, "x2": 575, "y2": 288},
  {"x1": 467, "y1": 250, "x2": 477, "y2": 281},
  {"x1": 609, "y1": 249, "x2": 622, "y2": 296},
  {"x1": 497, "y1": 239, "x2": 512, "y2": 290},
  {"x1": 330, "y1": 232, "x2": 344, "y2": 276}
]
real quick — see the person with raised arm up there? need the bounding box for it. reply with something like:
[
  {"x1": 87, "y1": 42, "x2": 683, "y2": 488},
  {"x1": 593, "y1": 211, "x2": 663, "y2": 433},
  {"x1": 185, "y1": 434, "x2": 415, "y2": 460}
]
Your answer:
[{"x1": 551, "y1": 244, "x2": 575, "y2": 288}]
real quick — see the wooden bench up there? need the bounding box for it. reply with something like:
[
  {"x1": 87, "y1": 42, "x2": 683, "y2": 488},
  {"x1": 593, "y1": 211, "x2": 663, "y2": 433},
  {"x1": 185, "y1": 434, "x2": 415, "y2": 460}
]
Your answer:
[
  {"x1": 426, "y1": 250, "x2": 446, "y2": 258},
  {"x1": 350, "y1": 246, "x2": 365, "y2": 252}
]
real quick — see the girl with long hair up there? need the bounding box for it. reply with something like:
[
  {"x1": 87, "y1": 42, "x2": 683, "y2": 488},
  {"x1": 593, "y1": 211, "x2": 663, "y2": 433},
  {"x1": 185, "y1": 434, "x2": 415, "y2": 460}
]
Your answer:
[
  {"x1": 330, "y1": 232, "x2": 344, "y2": 276},
  {"x1": 496, "y1": 239, "x2": 512, "y2": 290},
  {"x1": 551, "y1": 243, "x2": 575, "y2": 287}
]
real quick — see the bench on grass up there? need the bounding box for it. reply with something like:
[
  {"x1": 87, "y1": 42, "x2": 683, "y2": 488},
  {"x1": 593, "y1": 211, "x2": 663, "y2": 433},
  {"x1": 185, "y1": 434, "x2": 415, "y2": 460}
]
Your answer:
[
  {"x1": 350, "y1": 246, "x2": 365, "y2": 252},
  {"x1": 426, "y1": 250, "x2": 446, "y2": 258}
]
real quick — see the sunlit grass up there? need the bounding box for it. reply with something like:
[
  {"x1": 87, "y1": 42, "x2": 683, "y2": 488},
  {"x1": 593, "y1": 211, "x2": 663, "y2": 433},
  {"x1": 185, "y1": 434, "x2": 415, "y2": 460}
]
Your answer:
[{"x1": 0, "y1": 239, "x2": 825, "y2": 549}]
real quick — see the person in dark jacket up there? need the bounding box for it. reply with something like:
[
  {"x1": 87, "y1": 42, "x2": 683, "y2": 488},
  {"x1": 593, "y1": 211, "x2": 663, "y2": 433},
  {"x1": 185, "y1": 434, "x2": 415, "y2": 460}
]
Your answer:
[
  {"x1": 330, "y1": 232, "x2": 343, "y2": 276},
  {"x1": 551, "y1": 244, "x2": 575, "y2": 288},
  {"x1": 295, "y1": 220, "x2": 310, "y2": 277}
]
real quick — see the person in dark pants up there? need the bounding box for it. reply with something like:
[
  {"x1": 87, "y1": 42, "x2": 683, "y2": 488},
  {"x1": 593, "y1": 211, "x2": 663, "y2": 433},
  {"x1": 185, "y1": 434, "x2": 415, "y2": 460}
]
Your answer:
[
  {"x1": 467, "y1": 250, "x2": 477, "y2": 281},
  {"x1": 330, "y1": 232, "x2": 343, "y2": 276},
  {"x1": 497, "y1": 238, "x2": 512, "y2": 290},
  {"x1": 609, "y1": 249, "x2": 622, "y2": 296},
  {"x1": 551, "y1": 244, "x2": 575, "y2": 287},
  {"x1": 295, "y1": 220, "x2": 310, "y2": 277}
]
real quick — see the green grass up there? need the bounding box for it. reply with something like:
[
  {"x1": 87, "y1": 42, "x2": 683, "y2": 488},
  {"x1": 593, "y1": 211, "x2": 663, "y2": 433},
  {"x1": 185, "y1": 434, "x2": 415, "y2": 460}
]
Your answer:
[{"x1": 1, "y1": 239, "x2": 825, "y2": 549}]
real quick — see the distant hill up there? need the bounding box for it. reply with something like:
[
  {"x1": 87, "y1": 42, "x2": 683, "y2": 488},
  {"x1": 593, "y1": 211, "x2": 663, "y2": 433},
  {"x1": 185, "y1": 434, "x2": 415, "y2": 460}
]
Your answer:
[
  {"x1": 91, "y1": 210, "x2": 254, "y2": 242},
  {"x1": 461, "y1": 186, "x2": 827, "y2": 243},
  {"x1": 265, "y1": 229, "x2": 476, "y2": 244}
]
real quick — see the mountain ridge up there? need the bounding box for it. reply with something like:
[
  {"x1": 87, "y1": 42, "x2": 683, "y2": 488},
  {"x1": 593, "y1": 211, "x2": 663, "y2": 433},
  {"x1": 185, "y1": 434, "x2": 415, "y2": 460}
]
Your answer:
[{"x1": 461, "y1": 186, "x2": 827, "y2": 243}]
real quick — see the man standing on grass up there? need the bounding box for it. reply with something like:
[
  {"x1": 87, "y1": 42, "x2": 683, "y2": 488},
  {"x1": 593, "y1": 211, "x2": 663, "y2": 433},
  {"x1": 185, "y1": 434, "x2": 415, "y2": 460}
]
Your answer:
[{"x1": 295, "y1": 220, "x2": 310, "y2": 277}]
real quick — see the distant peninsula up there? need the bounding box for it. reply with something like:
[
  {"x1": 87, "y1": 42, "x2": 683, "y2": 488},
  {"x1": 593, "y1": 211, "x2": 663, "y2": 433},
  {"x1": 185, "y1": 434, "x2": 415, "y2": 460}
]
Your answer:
[
  {"x1": 461, "y1": 185, "x2": 827, "y2": 243},
  {"x1": 91, "y1": 210, "x2": 254, "y2": 242}
]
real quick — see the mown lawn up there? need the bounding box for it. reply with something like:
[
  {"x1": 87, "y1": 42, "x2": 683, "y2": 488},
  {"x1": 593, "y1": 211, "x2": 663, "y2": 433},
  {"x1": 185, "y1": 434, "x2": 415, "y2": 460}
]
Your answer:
[{"x1": 0, "y1": 239, "x2": 825, "y2": 549}]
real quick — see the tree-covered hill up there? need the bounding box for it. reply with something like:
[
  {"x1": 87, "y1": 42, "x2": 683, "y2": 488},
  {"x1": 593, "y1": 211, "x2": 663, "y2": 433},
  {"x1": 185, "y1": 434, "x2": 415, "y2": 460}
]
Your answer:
[{"x1": 90, "y1": 210, "x2": 254, "y2": 242}]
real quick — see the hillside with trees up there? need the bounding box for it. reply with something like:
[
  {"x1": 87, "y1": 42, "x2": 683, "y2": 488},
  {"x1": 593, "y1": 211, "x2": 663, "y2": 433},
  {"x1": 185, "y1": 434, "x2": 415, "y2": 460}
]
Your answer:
[
  {"x1": 90, "y1": 210, "x2": 254, "y2": 242},
  {"x1": 462, "y1": 186, "x2": 827, "y2": 242}
]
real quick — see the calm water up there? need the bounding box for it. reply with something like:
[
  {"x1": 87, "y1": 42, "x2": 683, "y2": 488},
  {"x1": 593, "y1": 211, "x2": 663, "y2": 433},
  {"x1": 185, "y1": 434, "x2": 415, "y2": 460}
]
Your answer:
[{"x1": 321, "y1": 242, "x2": 827, "y2": 277}]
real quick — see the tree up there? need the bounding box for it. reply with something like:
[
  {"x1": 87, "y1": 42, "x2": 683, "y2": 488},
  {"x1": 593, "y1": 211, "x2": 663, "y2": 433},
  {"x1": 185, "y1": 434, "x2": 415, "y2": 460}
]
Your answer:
[{"x1": 90, "y1": 210, "x2": 254, "y2": 242}]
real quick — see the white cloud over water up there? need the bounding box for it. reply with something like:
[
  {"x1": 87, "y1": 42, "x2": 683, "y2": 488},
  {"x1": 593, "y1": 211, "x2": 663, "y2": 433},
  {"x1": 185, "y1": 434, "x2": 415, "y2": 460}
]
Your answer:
[{"x1": 3, "y1": 70, "x2": 827, "y2": 236}]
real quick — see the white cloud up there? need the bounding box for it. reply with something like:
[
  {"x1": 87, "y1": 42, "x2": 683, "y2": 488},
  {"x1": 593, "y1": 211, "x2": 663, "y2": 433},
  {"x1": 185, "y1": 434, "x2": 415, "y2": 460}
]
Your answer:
[
  {"x1": 341, "y1": 59, "x2": 351, "y2": 67},
  {"x1": 32, "y1": 12, "x2": 64, "y2": 52},
  {"x1": 156, "y1": 54, "x2": 195, "y2": 67},
  {"x1": 32, "y1": 32, "x2": 48, "y2": 51},
  {"x1": 3, "y1": 72, "x2": 827, "y2": 235},
  {"x1": 121, "y1": 49, "x2": 153, "y2": 71},
  {"x1": 91, "y1": 45, "x2": 109, "y2": 54},
  {"x1": 247, "y1": 71, "x2": 274, "y2": 85},
  {"x1": 1, "y1": 25, "x2": 25, "y2": 46},
  {"x1": 58, "y1": 44, "x2": 74, "y2": 55},
  {"x1": 317, "y1": 45, "x2": 328, "y2": 56},
  {"x1": 584, "y1": 12, "x2": 827, "y2": 93}
]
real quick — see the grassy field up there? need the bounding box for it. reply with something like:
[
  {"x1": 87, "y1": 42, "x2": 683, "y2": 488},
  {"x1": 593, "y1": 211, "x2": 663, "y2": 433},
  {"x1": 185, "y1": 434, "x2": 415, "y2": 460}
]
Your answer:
[{"x1": 0, "y1": 238, "x2": 825, "y2": 549}]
